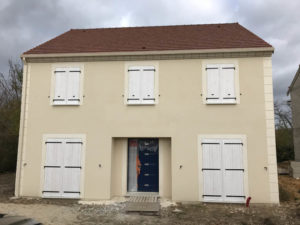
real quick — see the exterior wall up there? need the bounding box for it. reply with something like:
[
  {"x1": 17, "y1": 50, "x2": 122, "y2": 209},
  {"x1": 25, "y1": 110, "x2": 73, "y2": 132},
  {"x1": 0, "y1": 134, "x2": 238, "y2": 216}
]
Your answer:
[
  {"x1": 290, "y1": 75, "x2": 300, "y2": 161},
  {"x1": 16, "y1": 56, "x2": 278, "y2": 203}
]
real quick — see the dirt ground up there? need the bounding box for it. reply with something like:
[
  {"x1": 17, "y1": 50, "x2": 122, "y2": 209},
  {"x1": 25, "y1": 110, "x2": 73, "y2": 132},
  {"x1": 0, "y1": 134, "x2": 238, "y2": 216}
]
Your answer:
[{"x1": 1, "y1": 173, "x2": 300, "y2": 225}]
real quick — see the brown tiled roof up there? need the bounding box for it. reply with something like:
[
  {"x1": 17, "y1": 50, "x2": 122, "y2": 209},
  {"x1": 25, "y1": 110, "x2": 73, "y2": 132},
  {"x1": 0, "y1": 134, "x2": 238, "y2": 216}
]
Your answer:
[{"x1": 24, "y1": 23, "x2": 272, "y2": 55}]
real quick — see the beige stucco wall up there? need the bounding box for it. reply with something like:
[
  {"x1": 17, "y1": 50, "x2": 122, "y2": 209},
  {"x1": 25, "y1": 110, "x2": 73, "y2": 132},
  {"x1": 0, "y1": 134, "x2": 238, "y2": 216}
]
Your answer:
[{"x1": 16, "y1": 56, "x2": 278, "y2": 203}]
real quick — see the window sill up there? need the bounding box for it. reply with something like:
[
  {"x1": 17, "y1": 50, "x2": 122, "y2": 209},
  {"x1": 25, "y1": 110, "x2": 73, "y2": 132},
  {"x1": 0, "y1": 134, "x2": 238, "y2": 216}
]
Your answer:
[
  {"x1": 127, "y1": 103, "x2": 156, "y2": 106},
  {"x1": 206, "y1": 101, "x2": 237, "y2": 105}
]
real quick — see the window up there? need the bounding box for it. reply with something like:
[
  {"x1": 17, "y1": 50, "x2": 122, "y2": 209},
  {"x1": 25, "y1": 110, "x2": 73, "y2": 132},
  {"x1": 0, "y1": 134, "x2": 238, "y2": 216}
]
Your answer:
[
  {"x1": 205, "y1": 64, "x2": 237, "y2": 104},
  {"x1": 201, "y1": 138, "x2": 245, "y2": 203},
  {"x1": 43, "y1": 138, "x2": 83, "y2": 198},
  {"x1": 53, "y1": 68, "x2": 81, "y2": 105},
  {"x1": 127, "y1": 66, "x2": 156, "y2": 104}
]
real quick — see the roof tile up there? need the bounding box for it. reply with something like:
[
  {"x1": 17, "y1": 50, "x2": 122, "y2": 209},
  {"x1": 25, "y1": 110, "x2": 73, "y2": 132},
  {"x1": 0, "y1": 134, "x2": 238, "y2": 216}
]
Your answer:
[{"x1": 24, "y1": 23, "x2": 272, "y2": 55}]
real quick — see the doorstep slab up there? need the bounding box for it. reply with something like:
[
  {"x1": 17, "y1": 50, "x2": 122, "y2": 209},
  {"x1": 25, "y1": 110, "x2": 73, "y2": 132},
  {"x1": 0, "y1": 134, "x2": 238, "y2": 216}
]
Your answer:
[{"x1": 125, "y1": 195, "x2": 160, "y2": 212}]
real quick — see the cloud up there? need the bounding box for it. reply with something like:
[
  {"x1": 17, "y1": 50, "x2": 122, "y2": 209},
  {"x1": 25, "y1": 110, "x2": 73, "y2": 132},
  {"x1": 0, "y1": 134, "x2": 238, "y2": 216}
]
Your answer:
[{"x1": 0, "y1": 0, "x2": 299, "y2": 102}]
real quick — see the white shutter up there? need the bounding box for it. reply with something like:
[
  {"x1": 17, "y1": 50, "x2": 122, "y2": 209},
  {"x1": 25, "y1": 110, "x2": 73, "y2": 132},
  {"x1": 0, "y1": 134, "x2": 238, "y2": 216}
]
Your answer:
[
  {"x1": 223, "y1": 139, "x2": 245, "y2": 202},
  {"x1": 43, "y1": 140, "x2": 64, "y2": 197},
  {"x1": 202, "y1": 139, "x2": 222, "y2": 202},
  {"x1": 67, "y1": 69, "x2": 81, "y2": 105},
  {"x1": 141, "y1": 66, "x2": 155, "y2": 104},
  {"x1": 221, "y1": 65, "x2": 236, "y2": 103},
  {"x1": 54, "y1": 70, "x2": 67, "y2": 105},
  {"x1": 206, "y1": 65, "x2": 220, "y2": 103},
  {"x1": 128, "y1": 67, "x2": 141, "y2": 104},
  {"x1": 62, "y1": 139, "x2": 82, "y2": 198}
]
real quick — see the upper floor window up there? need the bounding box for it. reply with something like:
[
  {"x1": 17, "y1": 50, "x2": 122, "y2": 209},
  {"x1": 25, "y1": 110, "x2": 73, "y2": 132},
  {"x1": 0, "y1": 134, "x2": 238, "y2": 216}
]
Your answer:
[
  {"x1": 205, "y1": 64, "x2": 237, "y2": 104},
  {"x1": 53, "y1": 68, "x2": 81, "y2": 105},
  {"x1": 127, "y1": 66, "x2": 156, "y2": 105}
]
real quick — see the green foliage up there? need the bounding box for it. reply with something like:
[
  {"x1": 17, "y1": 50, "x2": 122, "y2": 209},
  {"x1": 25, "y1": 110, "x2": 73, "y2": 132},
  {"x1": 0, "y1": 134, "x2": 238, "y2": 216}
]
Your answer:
[
  {"x1": 0, "y1": 60, "x2": 22, "y2": 172},
  {"x1": 276, "y1": 128, "x2": 294, "y2": 162},
  {"x1": 274, "y1": 101, "x2": 294, "y2": 162}
]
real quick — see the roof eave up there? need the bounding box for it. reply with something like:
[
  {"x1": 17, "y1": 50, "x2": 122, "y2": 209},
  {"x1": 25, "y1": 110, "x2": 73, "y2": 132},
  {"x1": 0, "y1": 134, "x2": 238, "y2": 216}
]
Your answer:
[{"x1": 21, "y1": 47, "x2": 274, "y2": 59}]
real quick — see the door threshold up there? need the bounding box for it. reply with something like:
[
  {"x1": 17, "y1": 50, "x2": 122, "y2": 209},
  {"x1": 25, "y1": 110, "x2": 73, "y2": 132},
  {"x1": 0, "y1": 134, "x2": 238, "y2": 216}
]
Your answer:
[{"x1": 125, "y1": 192, "x2": 159, "y2": 197}]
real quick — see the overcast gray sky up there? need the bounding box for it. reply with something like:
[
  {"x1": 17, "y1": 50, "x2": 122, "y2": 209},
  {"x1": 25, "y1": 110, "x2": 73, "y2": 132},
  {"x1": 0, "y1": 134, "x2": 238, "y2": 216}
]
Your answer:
[{"x1": 0, "y1": 0, "x2": 299, "y2": 101}]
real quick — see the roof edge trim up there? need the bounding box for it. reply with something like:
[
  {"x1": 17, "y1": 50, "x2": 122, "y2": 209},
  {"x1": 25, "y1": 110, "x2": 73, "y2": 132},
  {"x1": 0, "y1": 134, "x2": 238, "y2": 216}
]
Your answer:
[{"x1": 21, "y1": 47, "x2": 274, "y2": 58}]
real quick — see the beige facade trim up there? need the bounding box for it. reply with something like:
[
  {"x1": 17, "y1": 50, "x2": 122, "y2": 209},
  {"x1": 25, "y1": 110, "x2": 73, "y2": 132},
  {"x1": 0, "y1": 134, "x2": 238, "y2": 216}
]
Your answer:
[
  {"x1": 40, "y1": 134, "x2": 86, "y2": 199},
  {"x1": 24, "y1": 51, "x2": 273, "y2": 64},
  {"x1": 263, "y1": 58, "x2": 279, "y2": 204},
  {"x1": 201, "y1": 59, "x2": 240, "y2": 104},
  {"x1": 197, "y1": 134, "x2": 249, "y2": 203},
  {"x1": 15, "y1": 63, "x2": 31, "y2": 196},
  {"x1": 15, "y1": 62, "x2": 28, "y2": 196}
]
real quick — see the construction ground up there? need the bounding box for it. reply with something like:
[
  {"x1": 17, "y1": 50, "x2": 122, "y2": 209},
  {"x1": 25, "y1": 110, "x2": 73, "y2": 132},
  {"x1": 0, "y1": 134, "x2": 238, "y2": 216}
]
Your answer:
[{"x1": 0, "y1": 172, "x2": 300, "y2": 225}]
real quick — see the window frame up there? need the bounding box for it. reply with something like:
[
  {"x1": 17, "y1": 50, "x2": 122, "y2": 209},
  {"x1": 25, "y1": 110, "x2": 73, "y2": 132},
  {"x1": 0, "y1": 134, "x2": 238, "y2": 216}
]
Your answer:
[
  {"x1": 124, "y1": 61, "x2": 159, "y2": 105},
  {"x1": 197, "y1": 134, "x2": 249, "y2": 203},
  {"x1": 50, "y1": 64, "x2": 84, "y2": 106},
  {"x1": 40, "y1": 134, "x2": 86, "y2": 199},
  {"x1": 202, "y1": 60, "x2": 240, "y2": 105}
]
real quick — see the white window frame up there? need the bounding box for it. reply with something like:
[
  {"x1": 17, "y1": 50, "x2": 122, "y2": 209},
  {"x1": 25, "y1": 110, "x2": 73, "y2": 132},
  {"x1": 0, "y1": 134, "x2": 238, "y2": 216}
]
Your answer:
[
  {"x1": 124, "y1": 61, "x2": 159, "y2": 105},
  {"x1": 40, "y1": 134, "x2": 86, "y2": 199},
  {"x1": 197, "y1": 134, "x2": 249, "y2": 203},
  {"x1": 50, "y1": 64, "x2": 84, "y2": 106},
  {"x1": 202, "y1": 59, "x2": 240, "y2": 104}
]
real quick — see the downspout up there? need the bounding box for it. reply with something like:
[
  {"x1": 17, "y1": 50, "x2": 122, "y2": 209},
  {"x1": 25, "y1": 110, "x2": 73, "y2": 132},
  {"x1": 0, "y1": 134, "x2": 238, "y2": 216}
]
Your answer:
[{"x1": 14, "y1": 57, "x2": 28, "y2": 197}]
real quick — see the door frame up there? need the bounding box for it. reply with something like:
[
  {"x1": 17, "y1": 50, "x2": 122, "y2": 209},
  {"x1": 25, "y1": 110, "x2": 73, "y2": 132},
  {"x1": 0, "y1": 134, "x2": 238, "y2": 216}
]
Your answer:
[
  {"x1": 197, "y1": 134, "x2": 249, "y2": 203},
  {"x1": 126, "y1": 138, "x2": 159, "y2": 193},
  {"x1": 40, "y1": 134, "x2": 86, "y2": 199}
]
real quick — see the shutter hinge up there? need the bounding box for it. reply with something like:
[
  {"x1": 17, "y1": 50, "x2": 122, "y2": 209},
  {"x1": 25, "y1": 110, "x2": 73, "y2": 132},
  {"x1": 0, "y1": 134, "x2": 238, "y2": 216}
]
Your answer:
[{"x1": 206, "y1": 67, "x2": 218, "y2": 70}]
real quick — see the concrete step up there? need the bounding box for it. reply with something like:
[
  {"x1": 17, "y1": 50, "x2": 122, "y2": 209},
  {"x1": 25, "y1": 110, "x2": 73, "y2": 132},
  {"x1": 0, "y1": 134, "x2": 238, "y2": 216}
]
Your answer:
[{"x1": 125, "y1": 195, "x2": 160, "y2": 213}]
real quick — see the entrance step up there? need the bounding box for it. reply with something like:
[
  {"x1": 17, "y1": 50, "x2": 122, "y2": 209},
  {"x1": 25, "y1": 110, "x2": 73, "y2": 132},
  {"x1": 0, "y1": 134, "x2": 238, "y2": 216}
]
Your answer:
[{"x1": 125, "y1": 195, "x2": 160, "y2": 213}]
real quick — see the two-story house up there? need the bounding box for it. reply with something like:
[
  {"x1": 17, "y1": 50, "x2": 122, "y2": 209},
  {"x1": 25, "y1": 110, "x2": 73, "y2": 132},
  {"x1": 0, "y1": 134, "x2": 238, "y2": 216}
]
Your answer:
[
  {"x1": 15, "y1": 23, "x2": 279, "y2": 203},
  {"x1": 288, "y1": 65, "x2": 300, "y2": 178}
]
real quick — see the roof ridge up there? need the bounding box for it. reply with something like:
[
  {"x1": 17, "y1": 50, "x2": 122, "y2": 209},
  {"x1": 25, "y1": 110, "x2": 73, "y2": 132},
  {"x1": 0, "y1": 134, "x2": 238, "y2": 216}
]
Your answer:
[{"x1": 70, "y1": 22, "x2": 239, "y2": 31}]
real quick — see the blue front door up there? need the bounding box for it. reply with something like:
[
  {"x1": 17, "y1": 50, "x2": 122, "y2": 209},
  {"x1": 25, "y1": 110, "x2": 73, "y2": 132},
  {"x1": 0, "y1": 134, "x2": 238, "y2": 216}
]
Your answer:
[
  {"x1": 127, "y1": 138, "x2": 159, "y2": 192},
  {"x1": 137, "y1": 139, "x2": 159, "y2": 192}
]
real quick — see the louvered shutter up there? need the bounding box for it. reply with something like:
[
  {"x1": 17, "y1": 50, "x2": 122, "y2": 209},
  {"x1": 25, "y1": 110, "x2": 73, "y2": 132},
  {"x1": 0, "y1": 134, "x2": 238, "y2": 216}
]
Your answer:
[
  {"x1": 43, "y1": 140, "x2": 64, "y2": 197},
  {"x1": 128, "y1": 67, "x2": 141, "y2": 104},
  {"x1": 202, "y1": 139, "x2": 222, "y2": 202},
  {"x1": 206, "y1": 65, "x2": 220, "y2": 103},
  {"x1": 54, "y1": 70, "x2": 67, "y2": 105},
  {"x1": 62, "y1": 139, "x2": 82, "y2": 198},
  {"x1": 67, "y1": 69, "x2": 80, "y2": 105},
  {"x1": 223, "y1": 139, "x2": 245, "y2": 202},
  {"x1": 221, "y1": 65, "x2": 236, "y2": 103},
  {"x1": 141, "y1": 66, "x2": 155, "y2": 104}
]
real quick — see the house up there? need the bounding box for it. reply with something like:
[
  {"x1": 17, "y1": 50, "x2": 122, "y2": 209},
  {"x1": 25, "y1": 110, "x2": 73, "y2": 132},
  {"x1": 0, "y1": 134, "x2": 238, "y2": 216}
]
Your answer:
[
  {"x1": 288, "y1": 65, "x2": 300, "y2": 178},
  {"x1": 15, "y1": 23, "x2": 279, "y2": 204}
]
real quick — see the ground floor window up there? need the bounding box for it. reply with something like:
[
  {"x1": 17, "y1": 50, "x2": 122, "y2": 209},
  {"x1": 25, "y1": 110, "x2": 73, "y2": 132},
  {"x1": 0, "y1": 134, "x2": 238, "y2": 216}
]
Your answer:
[
  {"x1": 127, "y1": 138, "x2": 159, "y2": 192},
  {"x1": 201, "y1": 138, "x2": 245, "y2": 203},
  {"x1": 43, "y1": 138, "x2": 83, "y2": 198}
]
